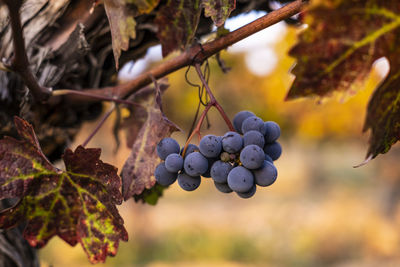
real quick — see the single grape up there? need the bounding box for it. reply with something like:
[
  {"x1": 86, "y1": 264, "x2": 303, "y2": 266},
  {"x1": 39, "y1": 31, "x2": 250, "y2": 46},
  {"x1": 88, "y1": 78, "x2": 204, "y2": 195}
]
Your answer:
[
  {"x1": 243, "y1": 130, "x2": 265, "y2": 148},
  {"x1": 180, "y1": 144, "x2": 198, "y2": 158},
  {"x1": 241, "y1": 116, "x2": 265, "y2": 134},
  {"x1": 263, "y1": 141, "x2": 282, "y2": 161},
  {"x1": 264, "y1": 121, "x2": 281, "y2": 143},
  {"x1": 233, "y1": 110, "x2": 255, "y2": 134},
  {"x1": 227, "y1": 166, "x2": 254, "y2": 193},
  {"x1": 178, "y1": 172, "x2": 201, "y2": 191},
  {"x1": 165, "y1": 153, "x2": 184, "y2": 173},
  {"x1": 221, "y1": 131, "x2": 243, "y2": 153},
  {"x1": 237, "y1": 184, "x2": 256, "y2": 199},
  {"x1": 210, "y1": 160, "x2": 233, "y2": 183},
  {"x1": 154, "y1": 162, "x2": 177, "y2": 186},
  {"x1": 203, "y1": 157, "x2": 218, "y2": 178},
  {"x1": 240, "y1": 144, "x2": 265, "y2": 169},
  {"x1": 265, "y1": 153, "x2": 273, "y2": 163},
  {"x1": 184, "y1": 152, "x2": 208, "y2": 176},
  {"x1": 214, "y1": 181, "x2": 233, "y2": 193},
  {"x1": 199, "y1": 135, "x2": 222, "y2": 158},
  {"x1": 253, "y1": 160, "x2": 277, "y2": 187},
  {"x1": 157, "y1": 137, "x2": 180, "y2": 160}
]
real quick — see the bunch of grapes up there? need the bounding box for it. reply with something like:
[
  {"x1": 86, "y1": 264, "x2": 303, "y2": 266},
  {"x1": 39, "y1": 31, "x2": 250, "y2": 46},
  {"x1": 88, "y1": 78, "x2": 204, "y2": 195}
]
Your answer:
[{"x1": 154, "y1": 111, "x2": 281, "y2": 199}]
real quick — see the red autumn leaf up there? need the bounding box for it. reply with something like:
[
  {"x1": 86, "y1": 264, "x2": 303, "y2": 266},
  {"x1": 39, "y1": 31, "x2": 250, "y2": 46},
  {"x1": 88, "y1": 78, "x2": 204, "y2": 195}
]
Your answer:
[
  {"x1": 0, "y1": 117, "x2": 128, "y2": 263},
  {"x1": 154, "y1": 0, "x2": 201, "y2": 57},
  {"x1": 287, "y1": 0, "x2": 400, "y2": 158},
  {"x1": 202, "y1": 0, "x2": 236, "y2": 27}
]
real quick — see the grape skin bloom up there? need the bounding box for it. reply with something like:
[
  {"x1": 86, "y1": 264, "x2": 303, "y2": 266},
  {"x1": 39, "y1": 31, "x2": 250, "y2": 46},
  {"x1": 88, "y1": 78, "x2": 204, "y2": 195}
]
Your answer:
[
  {"x1": 241, "y1": 116, "x2": 265, "y2": 134},
  {"x1": 263, "y1": 141, "x2": 282, "y2": 161},
  {"x1": 221, "y1": 131, "x2": 243, "y2": 153},
  {"x1": 199, "y1": 135, "x2": 222, "y2": 158},
  {"x1": 157, "y1": 137, "x2": 180, "y2": 160},
  {"x1": 165, "y1": 153, "x2": 184, "y2": 173},
  {"x1": 178, "y1": 172, "x2": 201, "y2": 191},
  {"x1": 214, "y1": 181, "x2": 233, "y2": 193},
  {"x1": 233, "y1": 110, "x2": 255, "y2": 134},
  {"x1": 184, "y1": 152, "x2": 209, "y2": 176},
  {"x1": 237, "y1": 184, "x2": 256, "y2": 199},
  {"x1": 240, "y1": 144, "x2": 265, "y2": 169},
  {"x1": 227, "y1": 166, "x2": 254, "y2": 193},
  {"x1": 264, "y1": 121, "x2": 281, "y2": 143},
  {"x1": 253, "y1": 160, "x2": 277, "y2": 187},
  {"x1": 154, "y1": 162, "x2": 177, "y2": 186},
  {"x1": 243, "y1": 130, "x2": 265, "y2": 148},
  {"x1": 210, "y1": 160, "x2": 233, "y2": 183}
]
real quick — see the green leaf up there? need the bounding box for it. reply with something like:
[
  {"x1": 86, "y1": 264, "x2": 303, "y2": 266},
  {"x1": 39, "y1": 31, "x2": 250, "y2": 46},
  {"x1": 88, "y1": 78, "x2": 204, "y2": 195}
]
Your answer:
[
  {"x1": 287, "y1": 0, "x2": 400, "y2": 158},
  {"x1": 133, "y1": 183, "x2": 166, "y2": 205},
  {"x1": 121, "y1": 81, "x2": 180, "y2": 200},
  {"x1": 202, "y1": 0, "x2": 236, "y2": 27},
  {"x1": 154, "y1": 0, "x2": 201, "y2": 57},
  {"x1": 104, "y1": 0, "x2": 137, "y2": 69},
  {"x1": 0, "y1": 117, "x2": 128, "y2": 264}
]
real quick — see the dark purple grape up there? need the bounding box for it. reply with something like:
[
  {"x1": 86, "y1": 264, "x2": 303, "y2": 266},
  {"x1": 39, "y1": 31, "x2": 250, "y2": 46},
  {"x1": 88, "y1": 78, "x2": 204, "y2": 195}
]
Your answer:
[
  {"x1": 214, "y1": 181, "x2": 233, "y2": 193},
  {"x1": 265, "y1": 153, "x2": 273, "y2": 163},
  {"x1": 227, "y1": 166, "x2": 254, "y2": 193},
  {"x1": 233, "y1": 111, "x2": 255, "y2": 134},
  {"x1": 178, "y1": 172, "x2": 201, "y2": 191},
  {"x1": 237, "y1": 184, "x2": 256, "y2": 199},
  {"x1": 263, "y1": 141, "x2": 282, "y2": 161},
  {"x1": 157, "y1": 137, "x2": 180, "y2": 160},
  {"x1": 184, "y1": 152, "x2": 208, "y2": 176},
  {"x1": 253, "y1": 160, "x2": 277, "y2": 187},
  {"x1": 180, "y1": 144, "x2": 198, "y2": 158},
  {"x1": 240, "y1": 144, "x2": 265, "y2": 169},
  {"x1": 221, "y1": 131, "x2": 243, "y2": 153},
  {"x1": 243, "y1": 130, "x2": 265, "y2": 148},
  {"x1": 241, "y1": 116, "x2": 265, "y2": 134},
  {"x1": 165, "y1": 153, "x2": 184, "y2": 173},
  {"x1": 210, "y1": 160, "x2": 233, "y2": 183},
  {"x1": 199, "y1": 135, "x2": 222, "y2": 158},
  {"x1": 154, "y1": 162, "x2": 177, "y2": 186},
  {"x1": 203, "y1": 157, "x2": 218, "y2": 178},
  {"x1": 264, "y1": 121, "x2": 281, "y2": 143}
]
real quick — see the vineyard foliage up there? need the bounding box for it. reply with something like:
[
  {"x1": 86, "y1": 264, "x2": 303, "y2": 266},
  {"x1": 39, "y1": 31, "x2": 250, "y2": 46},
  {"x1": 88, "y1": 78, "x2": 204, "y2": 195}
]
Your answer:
[
  {"x1": 0, "y1": 0, "x2": 399, "y2": 263},
  {"x1": 288, "y1": 0, "x2": 400, "y2": 159}
]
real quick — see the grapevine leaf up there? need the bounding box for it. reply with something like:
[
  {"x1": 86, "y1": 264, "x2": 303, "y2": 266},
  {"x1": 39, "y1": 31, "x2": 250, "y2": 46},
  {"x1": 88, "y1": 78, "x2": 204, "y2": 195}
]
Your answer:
[
  {"x1": 154, "y1": 0, "x2": 201, "y2": 57},
  {"x1": 104, "y1": 0, "x2": 137, "y2": 69},
  {"x1": 202, "y1": 0, "x2": 236, "y2": 27},
  {"x1": 287, "y1": 1, "x2": 400, "y2": 99},
  {"x1": 127, "y1": 0, "x2": 160, "y2": 14},
  {"x1": 0, "y1": 117, "x2": 128, "y2": 264},
  {"x1": 122, "y1": 86, "x2": 155, "y2": 148},
  {"x1": 363, "y1": 74, "x2": 400, "y2": 158},
  {"x1": 133, "y1": 183, "x2": 166, "y2": 205},
  {"x1": 121, "y1": 81, "x2": 180, "y2": 200},
  {"x1": 287, "y1": 0, "x2": 400, "y2": 158},
  {"x1": 0, "y1": 117, "x2": 55, "y2": 200}
]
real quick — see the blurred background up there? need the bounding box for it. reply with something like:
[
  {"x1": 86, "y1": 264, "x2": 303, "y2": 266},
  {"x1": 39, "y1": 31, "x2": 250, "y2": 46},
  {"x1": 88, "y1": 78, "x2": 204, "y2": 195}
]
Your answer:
[{"x1": 40, "y1": 12, "x2": 400, "y2": 267}]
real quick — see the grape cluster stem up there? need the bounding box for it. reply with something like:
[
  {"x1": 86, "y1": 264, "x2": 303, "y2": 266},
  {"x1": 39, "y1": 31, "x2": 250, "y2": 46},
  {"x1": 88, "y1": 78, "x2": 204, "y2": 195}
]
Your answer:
[{"x1": 182, "y1": 63, "x2": 235, "y2": 157}]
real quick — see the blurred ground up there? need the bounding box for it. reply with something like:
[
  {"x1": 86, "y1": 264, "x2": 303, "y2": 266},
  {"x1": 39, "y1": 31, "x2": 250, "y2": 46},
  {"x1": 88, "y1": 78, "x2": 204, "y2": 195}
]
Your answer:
[{"x1": 40, "y1": 22, "x2": 400, "y2": 267}]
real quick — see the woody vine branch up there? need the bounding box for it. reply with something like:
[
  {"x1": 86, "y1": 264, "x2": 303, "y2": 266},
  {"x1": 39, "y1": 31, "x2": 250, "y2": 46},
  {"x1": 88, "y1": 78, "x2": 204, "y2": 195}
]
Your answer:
[{"x1": 1, "y1": 0, "x2": 307, "y2": 104}]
